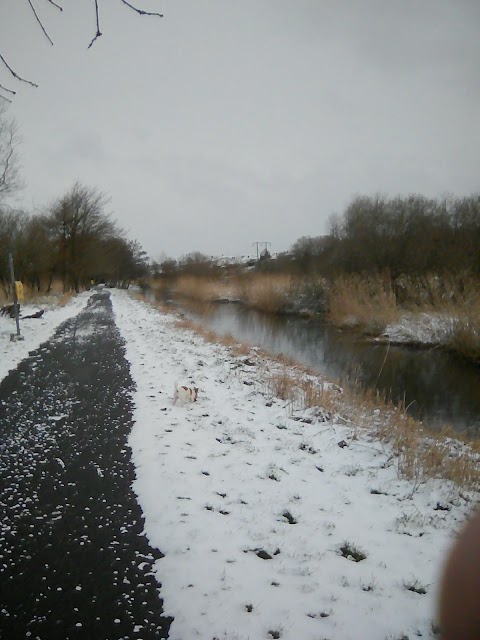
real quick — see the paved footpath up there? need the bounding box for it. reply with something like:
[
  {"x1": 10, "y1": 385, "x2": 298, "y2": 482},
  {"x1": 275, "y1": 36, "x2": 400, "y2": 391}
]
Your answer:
[{"x1": 0, "y1": 292, "x2": 172, "y2": 640}]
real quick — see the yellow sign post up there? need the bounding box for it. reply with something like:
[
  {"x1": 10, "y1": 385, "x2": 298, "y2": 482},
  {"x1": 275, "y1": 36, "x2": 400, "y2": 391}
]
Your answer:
[
  {"x1": 15, "y1": 281, "x2": 24, "y2": 302},
  {"x1": 8, "y1": 254, "x2": 23, "y2": 341}
]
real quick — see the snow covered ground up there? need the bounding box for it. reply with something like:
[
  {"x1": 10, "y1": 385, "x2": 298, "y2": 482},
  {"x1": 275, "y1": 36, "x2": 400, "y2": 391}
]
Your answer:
[
  {"x1": 381, "y1": 312, "x2": 458, "y2": 346},
  {"x1": 0, "y1": 292, "x2": 91, "y2": 382},
  {"x1": 111, "y1": 290, "x2": 475, "y2": 640},
  {"x1": 1, "y1": 289, "x2": 475, "y2": 640}
]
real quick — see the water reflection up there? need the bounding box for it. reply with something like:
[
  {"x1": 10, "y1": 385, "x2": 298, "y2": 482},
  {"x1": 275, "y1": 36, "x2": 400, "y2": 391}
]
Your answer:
[{"x1": 164, "y1": 297, "x2": 480, "y2": 434}]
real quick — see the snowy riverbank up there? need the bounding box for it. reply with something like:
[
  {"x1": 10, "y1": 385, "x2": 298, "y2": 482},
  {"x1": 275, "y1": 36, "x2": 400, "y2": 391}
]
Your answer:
[
  {"x1": 380, "y1": 312, "x2": 458, "y2": 346},
  {"x1": 111, "y1": 289, "x2": 475, "y2": 640}
]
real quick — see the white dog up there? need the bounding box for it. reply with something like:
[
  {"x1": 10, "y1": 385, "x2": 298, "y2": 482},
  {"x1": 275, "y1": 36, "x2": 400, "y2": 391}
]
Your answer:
[{"x1": 173, "y1": 383, "x2": 199, "y2": 405}]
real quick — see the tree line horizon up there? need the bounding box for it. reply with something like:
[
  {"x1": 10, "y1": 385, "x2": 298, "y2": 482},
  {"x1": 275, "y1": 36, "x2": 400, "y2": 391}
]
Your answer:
[
  {"x1": 155, "y1": 192, "x2": 480, "y2": 285},
  {"x1": 1, "y1": 107, "x2": 479, "y2": 296},
  {"x1": 0, "y1": 180, "x2": 149, "y2": 297},
  {"x1": 3, "y1": 186, "x2": 480, "y2": 298}
]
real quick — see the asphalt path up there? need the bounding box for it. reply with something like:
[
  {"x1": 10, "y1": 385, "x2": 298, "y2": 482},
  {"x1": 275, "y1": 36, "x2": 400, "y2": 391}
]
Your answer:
[{"x1": 0, "y1": 292, "x2": 172, "y2": 640}]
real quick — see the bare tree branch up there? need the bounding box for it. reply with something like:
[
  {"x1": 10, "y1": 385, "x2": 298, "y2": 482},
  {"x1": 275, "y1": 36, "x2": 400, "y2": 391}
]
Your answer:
[
  {"x1": 27, "y1": 0, "x2": 54, "y2": 46},
  {"x1": 0, "y1": 142, "x2": 14, "y2": 191},
  {"x1": 1, "y1": 0, "x2": 163, "y2": 94},
  {"x1": 0, "y1": 54, "x2": 39, "y2": 88},
  {"x1": 88, "y1": 0, "x2": 163, "y2": 49},
  {"x1": 0, "y1": 112, "x2": 22, "y2": 198},
  {"x1": 0, "y1": 84, "x2": 16, "y2": 96},
  {"x1": 88, "y1": 0, "x2": 102, "y2": 49},
  {"x1": 119, "y1": 0, "x2": 163, "y2": 18},
  {"x1": 0, "y1": 94, "x2": 13, "y2": 104},
  {"x1": 44, "y1": 0, "x2": 63, "y2": 11}
]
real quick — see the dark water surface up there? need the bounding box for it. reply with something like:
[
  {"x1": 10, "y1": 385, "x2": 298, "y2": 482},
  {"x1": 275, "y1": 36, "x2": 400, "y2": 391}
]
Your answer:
[{"x1": 167, "y1": 298, "x2": 480, "y2": 435}]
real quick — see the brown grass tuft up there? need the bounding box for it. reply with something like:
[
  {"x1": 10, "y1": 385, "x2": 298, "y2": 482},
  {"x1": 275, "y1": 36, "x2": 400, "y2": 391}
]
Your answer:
[
  {"x1": 447, "y1": 315, "x2": 480, "y2": 363},
  {"x1": 327, "y1": 274, "x2": 398, "y2": 334},
  {"x1": 267, "y1": 371, "x2": 297, "y2": 402},
  {"x1": 174, "y1": 275, "x2": 236, "y2": 302},
  {"x1": 238, "y1": 273, "x2": 293, "y2": 313}
]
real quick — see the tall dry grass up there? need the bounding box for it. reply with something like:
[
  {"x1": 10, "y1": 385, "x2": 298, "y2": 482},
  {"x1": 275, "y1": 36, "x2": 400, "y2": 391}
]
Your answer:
[
  {"x1": 235, "y1": 273, "x2": 293, "y2": 313},
  {"x1": 174, "y1": 275, "x2": 237, "y2": 302},
  {"x1": 169, "y1": 272, "x2": 295, "y2": 314},
  {"x1": 398, "y1": 275, "x2": 480, "y2": 362},
  {"x1": 148, "y1": 277, "x2": 171, "y2": 296},
  {"x1": 327, "y1": 273, "x2": 480, "y2": 362},
  {"x1": 262, "y1": 364, "x2": 480, "y2": 492},
  {"x1": 340, "y1": 381, "x2": 480, "y2": 491},
  {"x1": 146, "y1": 270, "x2": 480, "y2": 360},
  {"x1": 397, "y1": 273, "x2": 479, "y2": 311},
  {"x1": 327, "y1": 274, "x2": 399, "y2": 334},
  {"x1": 442, "y1": 280, "x2": 480, "y2": 363},
  {"x1": 449, "y1": 315, "x2": 480, "y2": 363},
  {"x1": 1, "y1": 278, "x2": 70, "y2": 306}
]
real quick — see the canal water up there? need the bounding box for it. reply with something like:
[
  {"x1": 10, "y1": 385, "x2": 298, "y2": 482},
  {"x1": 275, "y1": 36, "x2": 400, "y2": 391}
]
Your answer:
[{"x1": 164, "y1": 297, "x2": 480, "y2": 435}]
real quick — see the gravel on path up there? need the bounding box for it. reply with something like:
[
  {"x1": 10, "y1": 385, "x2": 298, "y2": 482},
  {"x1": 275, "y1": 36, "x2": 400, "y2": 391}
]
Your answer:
[{"x1": 0, "y1": 291, "x2": 172, "y2": 640}]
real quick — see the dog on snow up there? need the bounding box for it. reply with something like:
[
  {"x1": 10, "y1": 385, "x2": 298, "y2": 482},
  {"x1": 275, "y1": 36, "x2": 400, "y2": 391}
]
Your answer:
[{"x1": 173, "y1": 383, "x2": 199, "y2": 405}]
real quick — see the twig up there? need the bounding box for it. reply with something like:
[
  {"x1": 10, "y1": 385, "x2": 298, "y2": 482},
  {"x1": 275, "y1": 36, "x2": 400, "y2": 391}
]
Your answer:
[
  {"x1": 374, "y1": 341, "x2": 390, "y2": 388},
  {"x1": 0, "y1": 83, "x2": 16, "y2": 96},
  {"x1": 44, "y1": 0, "x2": 63, "y2": 10},
  {"x1": 3, "y1": 0, "x2": 163, "y2": 93},
  {"x1": 0, "y1": 54, "x2": 39, "y2": 88},
  {"x1": 0, "y1": 141, "x2": 15, "y2": 190},
  {"x1": 119, "y1": 0, "x2": 163, "y2": 17},
  {"x1": 88, "y1": 0, "x2": 102, "y2": 48},
  {"x1": 405, "y1": 400, "x2": 417, "y2": 412},
  {"x1": 27, "y1": 0, "x2": 54, "y2": 45}
]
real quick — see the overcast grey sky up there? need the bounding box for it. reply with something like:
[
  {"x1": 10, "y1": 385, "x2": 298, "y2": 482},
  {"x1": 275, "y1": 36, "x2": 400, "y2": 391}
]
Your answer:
[{"x1": 1, "y1": 0, "x2": 479, "y2": 260}]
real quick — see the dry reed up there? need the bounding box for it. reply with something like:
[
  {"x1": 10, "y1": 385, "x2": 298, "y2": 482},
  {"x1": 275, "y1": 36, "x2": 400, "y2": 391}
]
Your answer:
[
  {"x1": 161, "y1": 273, "x2": 296, "y2": 313},
  {"x1": 174, "y1": 275, "x2": 237, "y2": 302},
  {"x1": 236, "y1": 273, "x2": 293, "y2": 313},
  {"x1": 327, "y1": 274, "x2": 399, "y2": 333},
  {"x1": 261, "y1": 357, "x2": 480, "y2": 492}
]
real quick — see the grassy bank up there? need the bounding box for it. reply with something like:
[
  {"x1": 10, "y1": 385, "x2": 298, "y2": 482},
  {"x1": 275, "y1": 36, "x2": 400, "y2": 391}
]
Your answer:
[
  {"x1": 148, "y1": 271, "x2": 480, "y2": 364},
  {"x1": 328, "y1": 273, "x2": 480, "y2": 363},
  {"x1": 143, "y1": 292, "x2": 480, "y2": 493},
  {"x1": 264, "y1": 367, "x2": 479, "y2": 493}
]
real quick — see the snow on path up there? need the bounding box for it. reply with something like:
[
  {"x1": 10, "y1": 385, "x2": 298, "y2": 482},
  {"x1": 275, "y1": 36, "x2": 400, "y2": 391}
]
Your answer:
[
  {"x1": 0, "y1": 292, "x2": 91, "y2": 383},
  {"x1": 112, "y1": 289, "x2": 472, "y2": 640}
]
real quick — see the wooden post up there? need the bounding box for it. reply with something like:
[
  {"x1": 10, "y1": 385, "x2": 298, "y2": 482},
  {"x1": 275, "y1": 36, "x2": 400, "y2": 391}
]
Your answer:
[{"x1": 8, "y1": 253, "x2": 23, "y2": 340}]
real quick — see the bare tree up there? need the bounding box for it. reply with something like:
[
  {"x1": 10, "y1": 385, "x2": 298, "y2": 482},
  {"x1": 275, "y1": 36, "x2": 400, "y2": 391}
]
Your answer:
[
  {"x1": 0, "y1": 106, "x2": 22, "y2": 200},
  {"x1": 84, "y1": 235, "x2": 149, "y2": 288},
  {"x1": 312, "y1": 193, "x2": 480, "y2": 280},
  {"x1": 0, "y1": 207, "x2": 29, "y2": 295},
  {"x1": 43, "y1": 182, "x2": 117, "y2": 292},
  {"x1": 1, "y1": 0, "x2": 163, "y2": 100},
  {"x1": 289, "y1": 235, "x2": 336, "y2": 274}
]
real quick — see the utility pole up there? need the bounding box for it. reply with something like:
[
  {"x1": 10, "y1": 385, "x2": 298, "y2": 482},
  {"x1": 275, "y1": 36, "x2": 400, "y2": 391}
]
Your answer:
[
  {"x1": 252, "y1": 241, "x2": 271, "y2": 260},
  {"x1": 8, "y1": 253, "x2": 23, "y2": 341}
]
